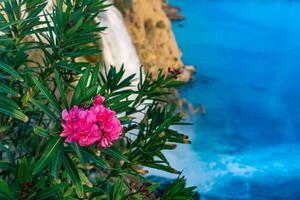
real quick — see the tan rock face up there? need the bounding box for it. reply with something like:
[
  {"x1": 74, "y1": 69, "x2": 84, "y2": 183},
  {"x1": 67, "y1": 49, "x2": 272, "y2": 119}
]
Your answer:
[{"x1": 121, "y1": 0, "x2": 193, "y2": 81}]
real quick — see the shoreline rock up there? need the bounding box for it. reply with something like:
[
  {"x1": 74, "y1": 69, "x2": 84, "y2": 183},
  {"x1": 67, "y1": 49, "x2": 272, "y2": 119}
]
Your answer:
[
  {"x1": 162, "y1": 1, "x2": 185, "y2": 21},
  {"x1": 178, "y1": 65, "x2": 196, "y2": 82}
]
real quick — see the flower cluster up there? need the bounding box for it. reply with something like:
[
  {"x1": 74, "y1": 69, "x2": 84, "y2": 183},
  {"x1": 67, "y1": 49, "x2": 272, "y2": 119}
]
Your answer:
[
  {"x1": 60, "y1": 95, "x2": 122, "y2": 148},
  {"x1": 168, "y1": 67, "x2": 183, "y2": 79}
]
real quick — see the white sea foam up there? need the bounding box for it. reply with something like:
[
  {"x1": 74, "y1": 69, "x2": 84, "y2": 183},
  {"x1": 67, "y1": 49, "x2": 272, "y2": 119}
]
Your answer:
[{"x1": 148, "y1": 128, "x2": 300, "y2": 194}]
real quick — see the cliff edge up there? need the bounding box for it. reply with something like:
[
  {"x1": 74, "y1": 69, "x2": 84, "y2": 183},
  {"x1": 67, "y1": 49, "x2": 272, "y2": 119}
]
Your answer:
[{"x1": 115, "y1": 0, "x2": 194, "y2": 82}]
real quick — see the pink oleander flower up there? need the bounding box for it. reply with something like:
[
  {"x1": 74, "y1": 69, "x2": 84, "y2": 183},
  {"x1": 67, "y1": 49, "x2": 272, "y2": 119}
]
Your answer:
[{"x1": 60, "y1": 95, "x2": 122, "y2": 148}]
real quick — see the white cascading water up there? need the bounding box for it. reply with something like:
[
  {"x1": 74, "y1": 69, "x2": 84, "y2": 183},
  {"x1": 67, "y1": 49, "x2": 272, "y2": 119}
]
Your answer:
[
  {"x1": 97, "y1": 5, "x2": 141, "y2": 86},
  {"x1": 97, "y1": 4, "x2": 146, "y2": 125}
]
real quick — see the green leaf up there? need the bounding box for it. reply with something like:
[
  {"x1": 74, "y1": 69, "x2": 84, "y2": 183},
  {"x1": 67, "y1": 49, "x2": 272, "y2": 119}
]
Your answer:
[
  {"x1": 147, "y1": 182, "x2": 160, "y2": 193},
  {"x1": 81, "y1": 147, "x2": 108, "y2": 168},
  {"x1": 34, "y1": 137, "x2": 63, "y2": 174},
  {"x1": 54, "y1": 68, "x2": 69, "y2": 109},
  {"x1": 0, "y1": 61, "x2": 22, "y2": 81},
  {"x1": 160, "y1": 177, "x2": 196, "y2": 200},
  {"x1": 0, "y1": 161, "x2": 15, "y2": 172},
  {"x1": 78, "y1": 169, "x2": 90, "y2": 186},
  {"x1": 70, "y1": 143, "x2": 84, "y2": 164},
  {"x1": 104, "y1": 147, "x2": 129, "y2": 162},
  {"x1": 86, "y1": 84, "x2": 99, "y2": 99},
  {"x1": 35, "y1": 184, "x2": 64, "y2": 200},
  {"x1": 51, "y1": 144, "x2": 63, "y2": 178},
  {"x1": 71, "y1": 65, "x2": 91, "y2": 106},
  {"x1": 0, "y1": 105, "x2": 28, "y2": 122},
  {"x1": 0, "y1": 179, "x2": 14, "y2": 200},
  {"x1": 0, "y1": 83, "x2": 20, "y2": 97},
  {"x1": 0, "y1": 96, "x2": 20, "y2": 109},
  {"x1": 105, "y1": 91, "x2": 133, "y2": 106},
  {"x1": 0, "y1": 125, "x2": 11, "y2": 134},
  {"x1": 165, "y1": 80, "x2": 185, "y2": 88},
  {"x1": 33, "y1": 78, "x2": 62, "y2": 114},
  {"x1": 90, "y1": 63, "x2": 100, "y2": 86},
  {"x1": 143, "y1": 163, "x2": 180, "y2": 174},
  {"x1": 34, "y1": 127, "x2": 50, "y2": 138},
  {"x1": 57, "y1": 62, "x2": 83, "y2": 73},
  {"x1": 15, "y1": 158, "x2": 35, "y2": 184},
  {"x1": 115, "y1": 74, "x2": 136, "y2": 90},
  {"x1": 109, "y1": 178, "x2": 126, "y2": 200},
  {"x1": 66, "y1": 17, "x2": 84, "y2": 36},
  {"x1": 31, "y1": 98, "x2": 58, "y2": 122},
  {"x1": 0, "y1": 0, "x2": 11, "y2": 5},
  {"x1": 62, "y1": 154, "x2": 84, "y2": 198},
  {"x1": 109, "y1": 100, "x2": 133, "y2": 114}
]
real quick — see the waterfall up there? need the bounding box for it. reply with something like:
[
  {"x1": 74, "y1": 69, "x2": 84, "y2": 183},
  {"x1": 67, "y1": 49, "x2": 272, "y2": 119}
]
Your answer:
[
  {"x1": 97, "y1": 5, "x2": 141, "y2": 86},
  {"x1": 97, "y1": 4, "x2": 145, "y2": 123}
]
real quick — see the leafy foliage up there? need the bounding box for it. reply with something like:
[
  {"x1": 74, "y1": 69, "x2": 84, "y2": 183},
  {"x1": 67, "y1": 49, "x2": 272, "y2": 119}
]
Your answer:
[
  {"x1": 161, "y1": 177, "x2": 197, "y2": 200},
  {"x1": 0, "y1": 0, "x2": 196, "y2": 199}
]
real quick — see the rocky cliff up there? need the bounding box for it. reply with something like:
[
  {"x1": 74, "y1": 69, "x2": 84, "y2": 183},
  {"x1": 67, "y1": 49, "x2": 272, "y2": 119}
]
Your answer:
[{"x1": 115, "y1": 0, "x2": 194, "y2": 82}]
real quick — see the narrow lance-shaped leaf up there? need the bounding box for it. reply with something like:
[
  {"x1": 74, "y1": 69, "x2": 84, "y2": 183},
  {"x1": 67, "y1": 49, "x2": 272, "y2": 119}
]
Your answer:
[
  {"x1": 62, "y1": 154, "x2": 84, "y2": 198},
  {"x1": 109, "y1": 178, "x2": 126, "y2": 200},
  {"x1": 33, "y1": 127, "x2": 50, "y2": 138},
  {"x1": 81, "y1": 147, "x2": 108, "y2": 169},
  {"x1": 51, "y1": 144, "x2": 63, "y2": 178},
  {"x1": 70, "y1": 143, "x2": 85, "y2": 164},
  {"x1": 90, "y1": 63, "x2": 100, "y2": 86},
  {"x1": 54, "y1": 68, "x2": 69, "y2": 110},
  {"x1": 104, "y1": 147, "x2": 129, "y2": 162},
  {"x1": 0, "y1": 125, "x2": 11, "y2": 134},
  {"x1": 148, "y1": 182, "x2": 161, "y2": 193},
  {"x1": 34, "y1": 137, "x2": 63, "y2": 174},
  {"x1": 71, "y1": 65, "x2": 91, "y2": 106},
  {"x1": 0, "y1": 179, "x2": 15, "y2": 200},
  {"x1": 15, "y1": 158, "x2": 35, "y2": 185},
  {"x1": 0, "y1": 61, "x2": 22, "y2": 81},
  {"x1": 0, "y1": 96, "x2": 20, "y2": 109},
  {"x1": 66, "y1": 17, "x2": 84, "y2": 36},
  {"x1": 31, "y1": 98, "x2": 58, "y2": 122},
  {"x1": 0, "y1": 161, "x2": 15, "y2": 172},
  {"x1": 160, "y1": 177, "x2": 196, "y2": 200},
  {"x1": 33, "y1": 78, "x2": 62, "y2": 114},
  {"x1": 0, "y1": 83, "x2": 20, "y2": 97},
  {"x1": 143, "y1": 163, "x2": 180, "y2": 174},
  {"x1": 0, "y1": 104, "x2": 28, "y2": 122},
  {"x1": 35, "y1": 184, "x2": 64, "y2": 200}
]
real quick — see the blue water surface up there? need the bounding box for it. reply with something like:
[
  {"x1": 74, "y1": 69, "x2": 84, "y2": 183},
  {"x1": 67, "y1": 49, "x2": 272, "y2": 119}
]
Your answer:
[{"x1": 166, "y1": 0, "x2": 300, "y2": 199}]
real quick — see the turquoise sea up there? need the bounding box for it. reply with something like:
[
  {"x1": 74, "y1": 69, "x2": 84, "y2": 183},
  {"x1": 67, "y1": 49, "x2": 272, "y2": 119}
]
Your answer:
[{"x1": 168, "y1": 0, "x2": 300, "y2": 199}]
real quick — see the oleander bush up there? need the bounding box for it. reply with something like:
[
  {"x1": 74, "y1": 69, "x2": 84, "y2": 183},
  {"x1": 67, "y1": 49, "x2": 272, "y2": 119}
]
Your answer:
[{"x1": 0, "y1": 0, "x2": 196, "y2": 199}]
